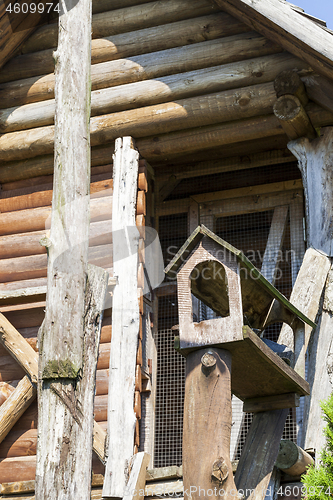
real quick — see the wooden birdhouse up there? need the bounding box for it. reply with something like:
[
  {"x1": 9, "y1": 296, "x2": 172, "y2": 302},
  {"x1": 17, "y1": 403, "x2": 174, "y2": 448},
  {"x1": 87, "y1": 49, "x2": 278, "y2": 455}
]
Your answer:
[{"x1": 165, "y1": 225, "x2": 314, "y2": 500}]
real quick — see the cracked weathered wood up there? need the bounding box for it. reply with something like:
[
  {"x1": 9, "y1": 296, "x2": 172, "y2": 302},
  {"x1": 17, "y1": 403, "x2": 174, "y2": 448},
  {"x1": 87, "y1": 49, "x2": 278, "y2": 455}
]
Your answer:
[
  {"x1": 103, "y1": 137, "x2": 140, "y2": 498},
  {"x1": 34, "y1": 0, "x2": 97, "y2": 496},
  {"x1": 36, "y1": 265, "x2": 108, "y2": 499},
  {"x1": 288, "y1": 127, "x2": 333, "y2": 256},
  {"x1": 183, "y1": 348, "x2": 237, "y2": 500}
]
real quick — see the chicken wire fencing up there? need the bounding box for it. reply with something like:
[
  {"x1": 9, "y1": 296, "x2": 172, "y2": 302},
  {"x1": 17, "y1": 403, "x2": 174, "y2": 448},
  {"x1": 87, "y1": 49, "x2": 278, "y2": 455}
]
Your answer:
[{"x1": 154, "y1": 162, "x2": 305, "y2": 467}]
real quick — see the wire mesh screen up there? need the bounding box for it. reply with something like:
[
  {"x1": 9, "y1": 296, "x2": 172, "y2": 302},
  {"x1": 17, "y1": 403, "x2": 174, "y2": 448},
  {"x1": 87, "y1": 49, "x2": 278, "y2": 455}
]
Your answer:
[
  {"x1": 154, "y1": 163, "x2": 304, "y2": 467},
  {"x1": 154, "y1": 213, "x2": 187, "y2": 467}
]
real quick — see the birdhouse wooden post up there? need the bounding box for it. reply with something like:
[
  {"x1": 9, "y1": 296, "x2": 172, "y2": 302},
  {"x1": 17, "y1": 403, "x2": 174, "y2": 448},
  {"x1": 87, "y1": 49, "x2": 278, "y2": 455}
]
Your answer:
[{"x1": 165, "y1": 226, "x2": 314, "y2": 500}]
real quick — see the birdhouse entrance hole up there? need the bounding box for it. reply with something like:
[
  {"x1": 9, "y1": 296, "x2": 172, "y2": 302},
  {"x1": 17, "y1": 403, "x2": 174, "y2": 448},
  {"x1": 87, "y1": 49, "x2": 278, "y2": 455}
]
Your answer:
[{"x1": 190, "y1": 260, "x2": 230, "y2": 319}]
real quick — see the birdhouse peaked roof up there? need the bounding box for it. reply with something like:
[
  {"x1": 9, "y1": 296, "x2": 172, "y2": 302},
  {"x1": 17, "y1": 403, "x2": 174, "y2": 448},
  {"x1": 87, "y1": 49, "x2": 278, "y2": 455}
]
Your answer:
[{"x1": 165, "y1": 224, "x2": 316, "y2": 329}]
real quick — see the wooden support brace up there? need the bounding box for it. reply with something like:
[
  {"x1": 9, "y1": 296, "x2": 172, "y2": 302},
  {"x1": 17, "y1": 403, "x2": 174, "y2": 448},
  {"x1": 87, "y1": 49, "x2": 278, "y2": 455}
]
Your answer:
[
  {"x1": 0, "y1": 376, "x2": 36, "y2": 445},
  {"x1": 0, "y1": 307, "x2": 107, "y2": 460}
]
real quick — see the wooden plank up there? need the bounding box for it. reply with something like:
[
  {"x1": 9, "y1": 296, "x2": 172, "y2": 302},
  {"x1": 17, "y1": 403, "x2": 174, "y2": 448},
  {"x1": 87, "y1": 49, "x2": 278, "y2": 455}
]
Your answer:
[
  {"x1": 103, "y1": 137, "x2": 140, "y2": 498},
  {"x1": 243, "y1": 393, "x2": 300, "y2": 413},
  {"x1": 146, "y1": 466, "x2": 183, "y2": 482},
  {"x1": 211, "y1": 0, "x2": 333, "y2": 81},
  {"x1": 278, "y1": 248, "x2": 331, "y2": 351},
  {"x1": 302, "y1": 265, "x2": 333, "y2": 454},
  {"x1": 123, "y1": 452, "x2": 150, "y2": 500}
]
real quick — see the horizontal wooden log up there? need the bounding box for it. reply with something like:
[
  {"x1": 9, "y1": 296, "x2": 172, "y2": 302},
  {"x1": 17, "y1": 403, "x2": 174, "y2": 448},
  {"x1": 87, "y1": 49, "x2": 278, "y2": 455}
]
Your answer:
[
  {"x1": 0, "y1": 179, "x2": 112, "y2": 212},
  {"x1": 0, "y1": 195, "x2": 112, "y2": 236},
  {"x1": 0, "y1": 454, "x2": 104, "y2": 484},
  {"x1": 1, "y1": 164, "x2": 111, "y2": 192},
  {"x1": 0, "y1": 428, "x2": 37, "y2": 458},
  {"x1": 0, "y1": 13, "x2": 247, "y2": 83},
  {"x1": 0, "y1": 82, "x2": 277, "y2": 161},
  {"x1": 0, "y1": 144, "x2": 114, "y2": 184},
  {"x1": 273, "y1": 95, "x2": 317, "y2": 140},
  {"x1": 137, "y1": 104, "x2": 333, "y2": 161},
  {"x1": 0, "y1": 219, "x2": 112, "y2": 259},
  {"x1": 0, "y1": 53, "x2": 309, "y2": 133},
  {"x1": 0, "y1": 32, "x2": 280, "y2": 110},
  {"x1": 275, "y1": 440, "x2": 314, "y2": 476},
  {"x1": 20, "y1": 0, "x2": 220, "y2": 54},
  {"x1": 0, "y1": 244, "x2": 113, "y2": 282}
]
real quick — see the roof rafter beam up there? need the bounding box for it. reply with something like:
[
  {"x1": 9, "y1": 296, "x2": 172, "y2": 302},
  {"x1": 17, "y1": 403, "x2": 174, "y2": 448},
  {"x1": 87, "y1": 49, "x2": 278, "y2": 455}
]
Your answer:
[{"x1": 211, "y1": 0, "x2": 333, "y2": 81}]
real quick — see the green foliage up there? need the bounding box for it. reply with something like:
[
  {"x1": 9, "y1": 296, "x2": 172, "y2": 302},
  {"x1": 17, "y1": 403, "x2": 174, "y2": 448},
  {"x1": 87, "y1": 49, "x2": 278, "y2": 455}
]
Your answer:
[{"x1": 301, "y1": 393, "x2": 333, "y2": 499}]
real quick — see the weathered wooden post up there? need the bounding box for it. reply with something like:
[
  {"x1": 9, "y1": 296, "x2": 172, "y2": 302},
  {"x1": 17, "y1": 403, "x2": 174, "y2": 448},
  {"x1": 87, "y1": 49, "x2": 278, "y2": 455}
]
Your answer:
[
  {"x1": 166, "y1": 226, "x2": 312, "y2": 500},
  {"x1": 34, "y1": 0, "x2": 108, "y2": 496},
  {"x1": 287, "y1": 127, "x2": 333, "y2": 453}
]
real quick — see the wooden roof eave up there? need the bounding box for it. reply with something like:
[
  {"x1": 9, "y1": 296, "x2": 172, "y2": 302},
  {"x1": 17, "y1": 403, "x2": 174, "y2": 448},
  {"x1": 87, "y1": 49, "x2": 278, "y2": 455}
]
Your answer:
[
  {"x1": 210, "y1": 0, "x2": 333, "y2": 82},
  {"x1": 165, "y1": 225, "x2": 316, "y2": 329}
]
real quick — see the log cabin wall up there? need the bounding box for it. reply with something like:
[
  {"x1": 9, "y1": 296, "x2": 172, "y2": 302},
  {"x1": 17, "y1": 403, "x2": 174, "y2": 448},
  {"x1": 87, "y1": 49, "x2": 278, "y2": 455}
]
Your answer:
[{"x1": 1, "y1": 0, "x2": 333, "y2": 490}]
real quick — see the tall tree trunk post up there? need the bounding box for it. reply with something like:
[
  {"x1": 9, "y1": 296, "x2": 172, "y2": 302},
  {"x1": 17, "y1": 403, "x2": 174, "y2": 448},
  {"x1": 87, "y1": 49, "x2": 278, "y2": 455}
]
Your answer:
[
  {"x1": 288, "y1": 127, "x2": 333, "y2": 453},
  {"x1": 35, "y1": 0, "x2": 97, "y2": 496}
]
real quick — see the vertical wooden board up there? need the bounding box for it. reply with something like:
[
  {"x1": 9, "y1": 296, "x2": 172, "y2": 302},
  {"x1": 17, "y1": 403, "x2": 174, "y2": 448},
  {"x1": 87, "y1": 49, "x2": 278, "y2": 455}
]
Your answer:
[
  {"x1": 183, "y1": 348, "x2": 237, "y2": 500},
  {"x1": 301, "y1": 266, "x2": 333, "y2": 452},
  {"x1": 103, "y1": 137, "x2": 140, "y2": 498}
]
